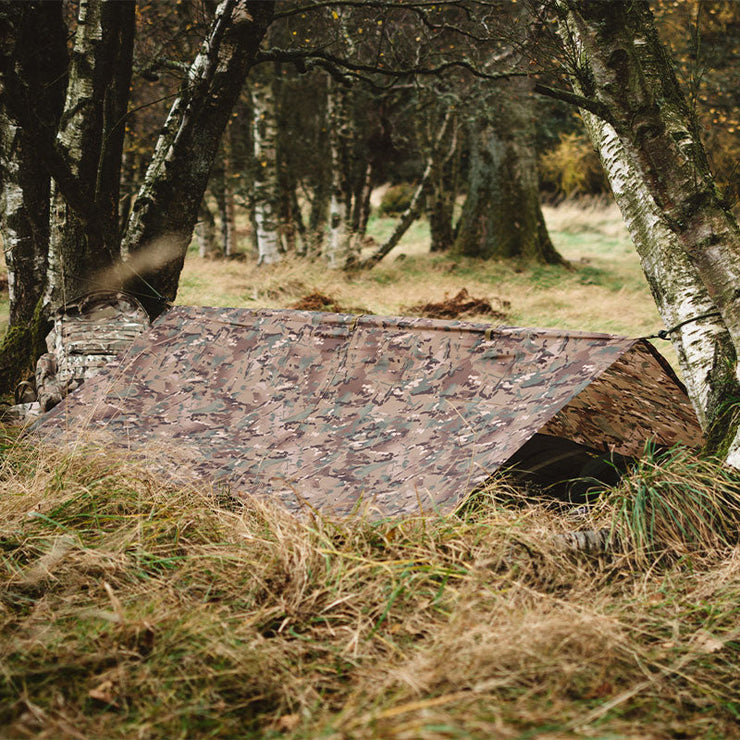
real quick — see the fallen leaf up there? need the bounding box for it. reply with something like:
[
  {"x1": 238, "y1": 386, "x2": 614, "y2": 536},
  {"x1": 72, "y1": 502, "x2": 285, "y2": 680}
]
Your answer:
[
  {"x1": 88, "y1": 680, "x2": 118, "y2": 706},
  {"x1": 275, "y1": 713, "x2": 301, "y2": 732}
]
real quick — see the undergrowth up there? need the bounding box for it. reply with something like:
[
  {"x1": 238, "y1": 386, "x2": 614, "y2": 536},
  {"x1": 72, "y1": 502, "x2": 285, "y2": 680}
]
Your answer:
[{"x1": 1, "y1": 438, "x2": 740, "y2": 738}]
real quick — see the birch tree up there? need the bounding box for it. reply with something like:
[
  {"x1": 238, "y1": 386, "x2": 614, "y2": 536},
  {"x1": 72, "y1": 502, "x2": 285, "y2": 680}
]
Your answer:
[
  {"x1": 120, "y1": 0, "x2": 274, "y2": 313},
  {"x1": 360, "y1": 108, "x2": 457, "y2": 269},
  {"x1": 545, "y1": 0, "x2": 740, "y2": 458},
  {"x1": 251, "y1": 72, "x2": 282, "y2": 264},
  {"x1": 325, "y1": 75, "x2": 354, "y2": 269},
  {"x1": 0, "y1": 0, "x2": 275, "y2": 391},
  {"x1": 0, "y1": 2, "x2": 67, "y2": 391},
  {"x1": 46, "y1": 0, "x2": 135, "y2": 309}
]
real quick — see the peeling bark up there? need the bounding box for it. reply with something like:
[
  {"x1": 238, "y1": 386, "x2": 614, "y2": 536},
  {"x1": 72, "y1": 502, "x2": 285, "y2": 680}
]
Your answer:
[
  {"x1": 46, "y1": 0, "x2": 135, "y2": 309},
  {"x1": 579, "y1": 112, "x2": 732, "y2": 430}
]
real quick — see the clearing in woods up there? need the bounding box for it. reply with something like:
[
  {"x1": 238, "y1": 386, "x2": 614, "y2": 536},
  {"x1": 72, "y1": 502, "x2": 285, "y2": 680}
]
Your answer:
[{"x1": 2, "y1": 203, "x2": 738, "y2": 738}]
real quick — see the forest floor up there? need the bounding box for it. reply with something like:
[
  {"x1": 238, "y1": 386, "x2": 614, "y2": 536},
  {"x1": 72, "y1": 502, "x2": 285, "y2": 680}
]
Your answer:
[
  {"x1": 179, "y1": 201, "x2": 665, "y2": 343},
  {"x1": 2, "y1": 202, "x2": 740, "y2": 738}
]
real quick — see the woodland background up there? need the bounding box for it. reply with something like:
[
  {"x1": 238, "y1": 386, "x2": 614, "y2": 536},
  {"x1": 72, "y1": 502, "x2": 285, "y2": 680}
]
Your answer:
[{"x1": 3, "y1": 2, "x2": 740, "y2": 738}]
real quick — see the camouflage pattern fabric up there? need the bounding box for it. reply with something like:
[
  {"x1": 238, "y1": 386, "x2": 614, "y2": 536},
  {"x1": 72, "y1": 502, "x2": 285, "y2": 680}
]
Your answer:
[
  {"x1": 34, "y1": 307, "x2": 703, "y2": 517},
  {"x1": 35, "y1": 292, "x2": 150, "y2": 411}
]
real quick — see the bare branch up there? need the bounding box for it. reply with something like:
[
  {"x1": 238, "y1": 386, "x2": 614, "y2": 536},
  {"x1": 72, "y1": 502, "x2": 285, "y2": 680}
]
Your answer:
[
  {"x1": 533, "y1": 82, "x2": 614, "y2": 123},
  {"x1": 273, "y1": 0, "x2": 471, "y2": 21},
  {"x1": 255, "y1": 48, "x2": 521, "y2": 83}
]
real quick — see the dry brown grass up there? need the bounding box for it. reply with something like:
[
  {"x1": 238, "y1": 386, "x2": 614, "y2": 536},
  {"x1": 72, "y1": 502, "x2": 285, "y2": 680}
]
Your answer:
[{"x1": 2, "y1": 438, "x2": 740, "y2": 738}]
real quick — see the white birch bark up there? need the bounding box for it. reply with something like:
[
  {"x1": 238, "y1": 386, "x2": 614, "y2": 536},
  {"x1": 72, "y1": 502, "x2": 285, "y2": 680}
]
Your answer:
[
  {"x1": 251, "y1": 76, "x2": 281, "y2": 265},
  {"x1": 325, "y1": 75, "x2": 351, "y2": 269},
  {"x1": 45, "y1": 0, "x2": 133, "y2": 309},
  {"x1": 46, "y1": 0, "x2": 105, "y2": 307},
  {"x1": 580, "y1": 111, "x2": 728, "y2": 429},
  {"x1": 553, "y1": 0, "x2": 740, "y2": 459},
  {"x1": 119, "y1": 0, "x2": 273, "y2": 311}
]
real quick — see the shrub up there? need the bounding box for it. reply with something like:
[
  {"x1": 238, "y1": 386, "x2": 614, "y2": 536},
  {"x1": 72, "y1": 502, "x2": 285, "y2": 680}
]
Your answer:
[
  {"x1": 604, "y1": 444, "x2": 740, "y2": 565},
  {"x1": 539, "y1": 132, "x2": 609, "y2": 199},
  {"x1": 378, "y1": 182, "x2": 416, "y2": 216}
]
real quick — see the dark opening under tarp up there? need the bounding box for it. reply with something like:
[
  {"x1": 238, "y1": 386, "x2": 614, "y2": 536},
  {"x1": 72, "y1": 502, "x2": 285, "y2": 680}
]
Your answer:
[{"x1": 35, "y1": 307, "x2": 703, "y2": 517}]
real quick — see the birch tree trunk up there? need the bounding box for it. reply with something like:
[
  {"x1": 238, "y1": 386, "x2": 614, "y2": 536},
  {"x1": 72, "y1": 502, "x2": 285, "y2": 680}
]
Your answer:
[
  {"x1": 0, "y1": 2, "x2": 66, "y2": 391},
  {"x1": 251, "y1": 73, "x2": 282, "y2": 264},
  {"x1": 46, "y1": 0, "x2": 135, "y2": 308},
  {"x1": 551, "y1": 0, "x2": 740, "y2": 455},
  {"x1": 325, "y1": 75, "x2": 353, "y2": 269},
  {"x1": 120, "y1": 0, "x2": 274, "y2": 313}
]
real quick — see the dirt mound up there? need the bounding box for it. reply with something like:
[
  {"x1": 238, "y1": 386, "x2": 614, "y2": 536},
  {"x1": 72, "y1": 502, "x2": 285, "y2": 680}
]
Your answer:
[
  {"x1": 290, "y1": 292, "x2": 342, "y2": 311},
  {"x1": 405, "y1": 288, "x2": 509, "y2": 320},
  {"x1": 289, "y1": 292, "x2": 369, "y2": 315}
]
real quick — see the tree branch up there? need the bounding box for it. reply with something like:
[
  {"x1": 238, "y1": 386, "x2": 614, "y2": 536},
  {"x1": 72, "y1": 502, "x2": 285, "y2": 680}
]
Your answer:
[
  {"x1": 273, "y1": 0, "x2": 472, "y2": 20},
  {"x1": 533, "y1": 81, "x2": 614, "y2": 123},
  {"x1": 255, "y1": 48, "x2": 521, "y2": 83}
]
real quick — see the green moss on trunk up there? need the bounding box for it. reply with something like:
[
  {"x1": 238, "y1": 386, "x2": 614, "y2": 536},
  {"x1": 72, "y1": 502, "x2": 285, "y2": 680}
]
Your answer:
[
  {"x1": 703, "y1": 396, "x2": 740, "y2": 459},
  {"x1": 0, "y1": 301, "x2": 50, "y2": 395}
]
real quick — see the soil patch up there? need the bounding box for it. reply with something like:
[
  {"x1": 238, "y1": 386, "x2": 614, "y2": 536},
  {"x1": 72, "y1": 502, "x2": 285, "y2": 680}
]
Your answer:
[
  {"x1": 289, "y1": 292, "x2": 368, "y2": 314},
  {"x1": 405, "y1": 288, "x2": 509, "y2": 320}
]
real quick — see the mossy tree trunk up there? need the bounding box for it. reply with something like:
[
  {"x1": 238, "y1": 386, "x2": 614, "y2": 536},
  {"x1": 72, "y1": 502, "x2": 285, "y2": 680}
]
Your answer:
[
  {"x1": 197, "y1": 201, "x2": 220, "y2": 259},
  {"x1": 0, "y1": 2, "x2": 67, "y2": 391},
  {"x1": 0, "y1": 0, "x2": 276, "y2": 393},
  {"x1": 453, "y1": 78, "x2": 565, "y2": 265},
  {"x1": 551, "y1": 0, "x2": 740, "y2": 461}
]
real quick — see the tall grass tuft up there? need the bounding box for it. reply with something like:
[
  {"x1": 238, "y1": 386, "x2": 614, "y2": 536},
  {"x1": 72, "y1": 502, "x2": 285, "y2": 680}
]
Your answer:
[{"x1": 605, "y1": 444, "x2": 740, "y2": 565}]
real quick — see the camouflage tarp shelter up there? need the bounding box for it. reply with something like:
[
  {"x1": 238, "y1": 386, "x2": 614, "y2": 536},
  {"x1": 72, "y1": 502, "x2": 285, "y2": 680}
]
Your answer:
[{"x1": 35, "y1": 306, "x2": 703, "y2": 517}]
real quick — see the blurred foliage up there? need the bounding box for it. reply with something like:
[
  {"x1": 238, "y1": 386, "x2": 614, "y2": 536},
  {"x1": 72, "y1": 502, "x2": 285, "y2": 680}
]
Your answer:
[
  {"x1": 539, "y1": 131, "x2": 610, "y2": 199},
  {"x1": 377, "y1": 182, "x2": 415, "y2": 216},
  {"x1": 653, "y1": 0, "x2": 740, "y2": 206}
]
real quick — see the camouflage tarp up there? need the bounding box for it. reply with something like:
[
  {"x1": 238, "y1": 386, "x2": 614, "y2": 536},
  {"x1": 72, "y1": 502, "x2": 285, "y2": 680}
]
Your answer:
[{"x1": 34, "y1": 307, "x2": 703, "y2": 517}]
